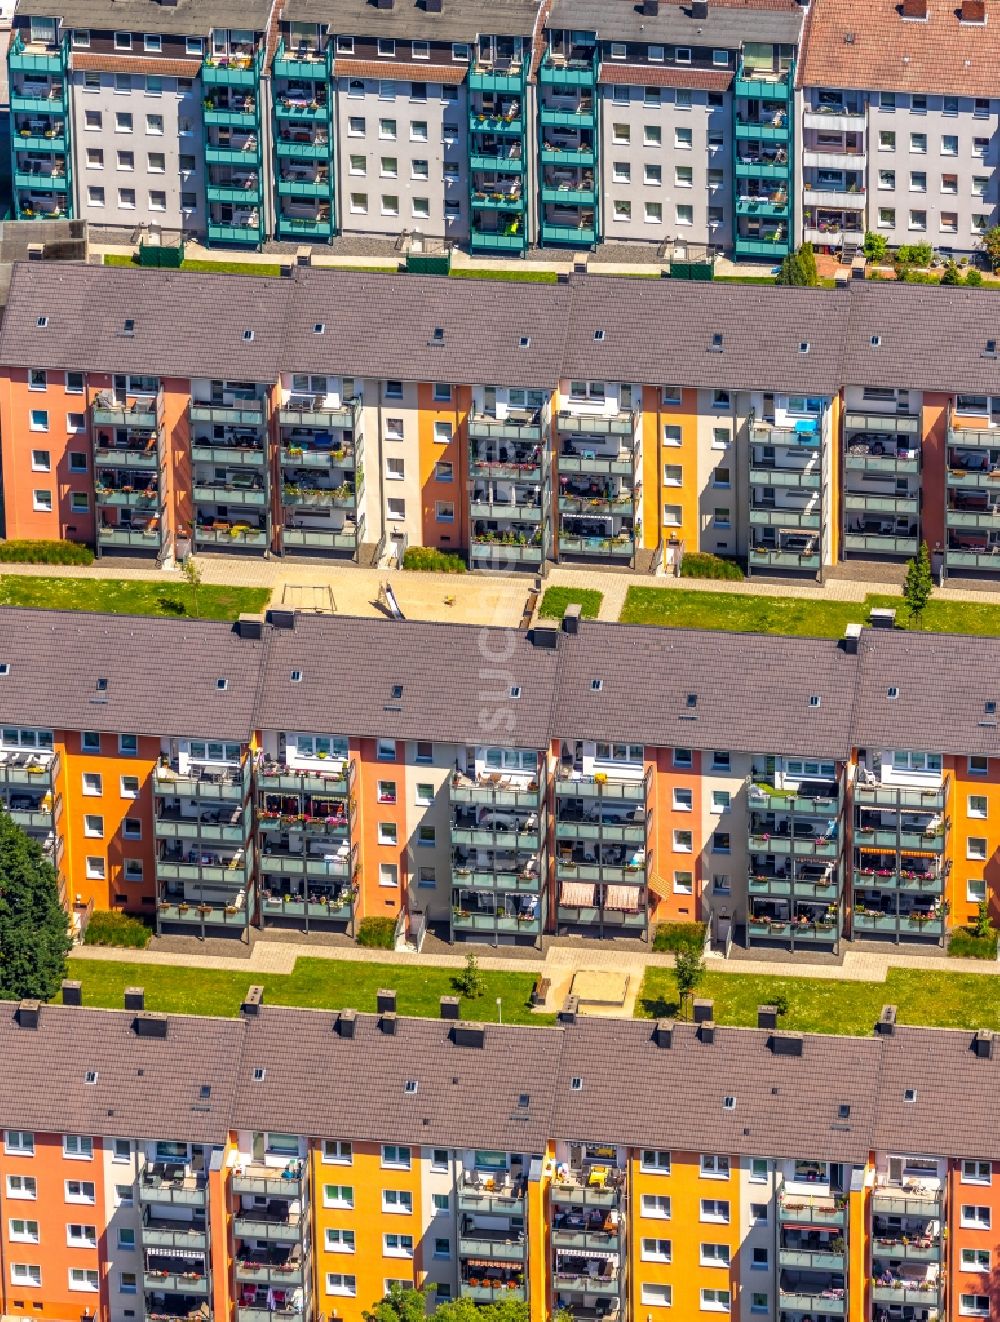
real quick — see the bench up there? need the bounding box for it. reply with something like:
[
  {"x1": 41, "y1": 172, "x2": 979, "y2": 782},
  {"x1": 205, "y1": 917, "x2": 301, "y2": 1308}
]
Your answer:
[
  {"x1": 531, "y1": 977, "x2": 551, "y2": 1007},
  {"x1": 519, "y1": 589, "x2": 539, "y2": 631}
]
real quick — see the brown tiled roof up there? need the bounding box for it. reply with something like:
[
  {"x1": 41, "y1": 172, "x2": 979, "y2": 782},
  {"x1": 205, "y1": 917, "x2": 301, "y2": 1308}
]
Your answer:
[
  {"x1": 798, "y1": 0, "x2": 1000, "y2": 97},
  {"x1": 597, "y1": 63, "x2": 732, "y2": 91},
  {"x1": 333, "y1": 56, "x2": 466, "y2": 84},
  {"x1": 69, "y1": 53, "x2": 202, "y2": 76},
  {"x1": 0, "y1": 1002, "x2": 243, "y2": 1144}
]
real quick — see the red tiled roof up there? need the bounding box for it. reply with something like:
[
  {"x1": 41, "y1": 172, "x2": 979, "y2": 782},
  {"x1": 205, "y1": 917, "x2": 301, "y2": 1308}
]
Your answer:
[
  {"x1": 598, "y1": 62, "x2": 733, "y2": 90},
  {"x1": 798, "y1": 0, "x2": 1000, "y2": 97},
  {"x1": 69, "y1": 52, "x2": 202, "y2": 76},
  {"x1": 333, "y1": 57, "x2": 466, "y2": 84}
]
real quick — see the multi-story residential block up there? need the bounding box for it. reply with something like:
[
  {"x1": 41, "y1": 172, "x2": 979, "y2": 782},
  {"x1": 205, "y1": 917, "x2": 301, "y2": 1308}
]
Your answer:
[
  {"x1": 798, "y1": 0, "x2": 1000, "y2": 259},
  {"x1": 24, "y1": 263, "x2": 1000, "y2": 579},
  {"x1": 2, "y1": 602, "x2": 999, "y2": 955},
  {"x1": 5, "y1": 995, "x2": 1000, "y2": 1322}
]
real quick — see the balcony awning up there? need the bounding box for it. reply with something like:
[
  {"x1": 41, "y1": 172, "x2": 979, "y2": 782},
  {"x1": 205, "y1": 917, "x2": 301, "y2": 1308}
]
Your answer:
[
  {"x1": 562, "y1": 881, "x2": 596, "y2": 906},
  {"x1": 464, "y1": 1259, "x2": 515, "y2": 1269},
  {"x1": 647, "y1": 874, "x2": 669, "y2": 901},
  {"x1": 604, "y1": 885, "x2": 642, "y2": 912}
]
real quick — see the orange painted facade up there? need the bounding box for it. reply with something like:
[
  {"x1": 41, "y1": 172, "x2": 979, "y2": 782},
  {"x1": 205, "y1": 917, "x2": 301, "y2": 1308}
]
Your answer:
[
  {"x1": 640, "y1": 384, "x2": 701, "y2": 558},
  {"x1": 416, "y1": 384, "x2": 469, "y2": 552},
  {"x1": 947, "y1": 755, "x2": 1000, "y2": 930},
  {"x1": 648, "y1": 748, "x2": 703, "y2": 924},
  {"x1": 921, "y1": 393, "x2": 950, "y2": 555},
  {"x1": 354, "y1": 738, "x2": 407, "y2": 926}
]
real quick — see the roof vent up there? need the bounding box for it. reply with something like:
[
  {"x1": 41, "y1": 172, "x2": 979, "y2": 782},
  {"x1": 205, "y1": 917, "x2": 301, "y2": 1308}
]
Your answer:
[
  {"x1": 314, "y1": 322, "x2": 325, "y2": 334},
  {"x1": 243, "y1": 329, "x2": 254, "y2": 342},
  {"x1": 985, "y1": 339, "x2": 997, "y2": 359},
  {"x1": 123, "y1": 986, "x2": 144, "y2": 1012},
  {"x1": 85, "y1": 1069, "x2": 98, "y2": 1084},
  {"x1": 336, "y1": 1009, "x2": 356, "y2": 1039},
  {"x1": 723, "y1": 1095, "x2": 735, "y2": 1110},
  {"x1": 291, "y1": 669, "x2": 303, "y2": 683},
  {"x1": 594, "y1": 329, "x2": 606, "y2": 341},
  {"x1": 562, "y1": 603, "x2": 581, "y2": 635},
  {"x1": 132, "y1": 1011, "x2": 168, "y2": 1039},
  {"x1": 122, "y1": 318, "x2": 135, "y2": 336},
  {"x1": 757, "y1": 1004, "x2": 778, "y2": 1030},
  {"x1": 559, "y1": 995, "x2": 579, "y2": 1024},
  {"x1": 431, "y1": 326, "x2": 445, "y2": 344},
  {"x1": 838, "y1": 1102, "x2": 851, "y2": 1119},
  {"x1": 16, "y1": 1000, "x2": 40, "y2": 1029},
  {"x1": 439, "y1": 995, "x2": 460, "y2": 1020},
  {"x1": 841, "y1": 622, "x2": 862, "y2": 654},
  {"x1": 809, "y1": 694, "x2": 821, "y2": 708},
  {"x1": 241, "y1": 985, "x2": 264, "y2": 1017},
  {"x1": 380, "y1": 1011, "x2": 397, "y2": 1036},
  {"x1": 0, "y1": 663, "x2": 9, "y2": 675},
  {"x1": 871, "y1": 334, "x2": 882, "y2": 347},
  {"x1": 377, "y1": 988, "x2": 397, "y2": 1016},
  {"x1": 710, "y1": 332, "x2": 724, "y2": 352},
  {"x1": 452, "y1": 1021, "x2": 487, "y2": 1049},
  {"x1": 36, "y1": 316, "x2": 48, "y2": 328},
  {"x1": 876, "y1": 1003, "x2": 897, "y2": 1035},
  {"x1": 768, "y1": 1031, "x2": 804, "y2": 1057},
  {"x1": 253, "y1": 1067, "x2": 266, "y2": 1082},
  {"x1": 424, "y1": 0, "x2": 442, "y2": 11},
  {"x1": 62, "y1": 979, "x2": 83, "y2": 1007},
  {"x1": 973, "y1": 1029, "x2": 994, "y2": 1059},
  {"x1": 698, "y1": 1020, "x2": 716, "y2": 1044},
  {"x1": 690, "y1": 0, "x2": 707, "y2": 15},
  {"x1": 643, "y1": 0, "x2": 659, "y2": 13},
  {"x1": 904, "y1": 1087, "x2": 917, "y2": 1102},
  {"x1": 799, "y1": 341, "x2": 810, "y2": 354},
  {"x1": 404, "y1": 1078, "x2": 418, "y2": 1094},
  {"x1": 654, "y1": 1019, "x2": 674, "y2": 1048},
  {"x1": 887, "y1": 686, "x2": 899, "y2": 700},
  {"x1": 235, "y1": 613, "x2": 264, "y2": 641},
  {"x1": 686, "y1": 692, "x2": 697, "y2": 708},
  {"x1": 693, "y1": 998, "x2": 714, "y2": 1024},
  {"x1": 268, "y1": 608, "x2": 296, "y2": 631},
  {"x1": 519, "y1": 336, "x2": 530, "y2": 348},
  {"x1": 530, "y1": 624, "x2": 559, "y2": 650},
  {"x1": 570, "y1": 1076, "x2": 583, "y2": 1091}
]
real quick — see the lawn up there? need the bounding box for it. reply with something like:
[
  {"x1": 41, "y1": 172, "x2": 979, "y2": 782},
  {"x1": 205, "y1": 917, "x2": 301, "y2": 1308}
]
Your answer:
[
  {"x1": 0, "y1": 576, "x2": 270, "y2": 621},
  {"x1": 65, "y1": 956, "x2": 551, "y2": 1025},
  {"x1": 619, "y1": 587, "x2": 1000, "y2": 638},
  {"x1": 539, "y1": 586, "x2": 603, "y2": 620},
  {"x1": 104, "y1": 254, "x2": 284, "y2": 277},
  {"x1": 449, "y1": 268, "x2": 559, "y2": 284},
  {"x1": 637, "y1": 966, "x2": 1000, "y2": 1035}
]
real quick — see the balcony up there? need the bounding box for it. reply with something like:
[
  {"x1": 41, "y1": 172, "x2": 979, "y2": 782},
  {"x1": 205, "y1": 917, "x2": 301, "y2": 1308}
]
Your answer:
[
  {"x1": 144, "y1": 1272, "x2": 208, "y2": 1295},
  {"x1": 232, "y1": 1163, "x2": 304, "y2": 1198},
  {"x1": 803, "y1": 107, "x2": 865, "y2": 132},
  {"x1": 778, "y1": 1195, "x2": 845, "y2": 1228},
  {"x1": 779, "y1": 1248, "x2": 845, "y2": 1272},
  {"x1": 259, "y1": 763, "x2": 350, "y2": 795},
  {"x1": 452, "y1": 909, "x2": 542, "y2": 936},
  {"x1": 750, "y1": 547, "x2": 820, "y2": 571},
  {"x1": 233, "y1": 1212, "x2": 302, "y2": 1243},
  {"x1": 734, "y1": 235, "x2": 793, "y2": 257},
  {"x1": 736, "y1": 63, "x2": 793, "y2": 99},
  {"x1": 94, "y1": 443, "x2": 159, "y2": 470},
  {"x1": 196, "y1": 524, "x2": 268, "y2": 549},
  {"x1": 735, "y1": 116, "x2": 790, "y2": 143},
  {"x1": 540, "y1": 221, "x2": 597, "y2": 245},
  {"x1": 872, "y1": 1188, "x2": 942, "y2": 1218},
  {"x1": 201, "y1": 53, "x2": 260, "y2": 88},
  {"x1": 750, "y1": 506, "x2": 821, "y2": 531},
  {"x1": 804, "y1": 225, "x2": 863, "y2": 246},
  {"x1": 154, "y1": 762, "x2": 250, "y2": 802},
  {"x1": 539, "y1": 54, "x2": 598, "y2": 87},
  {"x1": 872, "y1": 1234, "x2": 941, "y2": 1263},
  {"x1": 457, "y1": 1182, "x2": 526, "y2": 1216},
  {"x1": 234, "y1": 1254, "x2": 304, "y2": 1287},
  {"x1": 142, "y1": 1217, "x2": 208, "y2": 1252},
  {"x1": 260, "y1": 890, "x2": 353, "y2": 923},
  {"x1": 801, "y1": 186, "x2": 865, "y2": 210},
  {"x1": 139, "y1": 1171, "x2": 207, "y2": 1207},
  {"x1": 871, "y1": 1280, "x2": 941, "y2": 1306},
  {"x1": 462, "y1": 1281, "x2": 525, "y2": 1302},
  {"x1": 190, "y1": 401, "x2": 265, "y2": 427},
  {"x1": 550, "y1": 1169, "x2": 624, "y2": 1209},
  {"x1": 553, "y1": 1273, "x2": 620, "y2": 1298},
  {"x1": 155, "y1": 810, "x2": 248, "y2": 847},
  {"x1": 778, "y1": 1289, "x2": 845, "y2": 1315},
  {"x1": 459, "y1": 1224, "x2": 526, "y2": 1261},
  {"x1": 551, "y1": 1226, "x2": 620, "y2": 1253},
  {"x1": 277, "y1": 398, "x2": 357, "y2": 430}
]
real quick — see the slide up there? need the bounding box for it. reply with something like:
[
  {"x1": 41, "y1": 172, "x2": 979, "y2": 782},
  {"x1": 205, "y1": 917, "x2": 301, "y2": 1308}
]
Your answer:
[{"x1": 382, "y1": 582, "x2": 405, "y2": 620}]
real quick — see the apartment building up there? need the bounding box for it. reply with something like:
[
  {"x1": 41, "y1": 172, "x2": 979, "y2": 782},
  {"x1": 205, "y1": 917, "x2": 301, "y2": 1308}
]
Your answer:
[
  {"x1": 4, "y1": 264, "x2": 1000, "y2": 575},
  {"x1": 797, "y1": 0, "x2": 1000, "y2": 258},
  {"x1": 1, "y1": 602, "x2": 998, "y2": 952},
  {"x1": 4, "y1": 994, "x2": 1000, "y2": 1322}
]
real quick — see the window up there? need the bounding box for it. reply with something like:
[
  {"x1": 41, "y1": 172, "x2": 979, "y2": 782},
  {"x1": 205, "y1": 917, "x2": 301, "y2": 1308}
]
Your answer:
[
  {"x1": 83, "y1": 815, "x2": 103, "y2": 839},
  {"x1": 969, "y1": 795, "x2": 989, "y2": 819},
  {"x1": 434, "y1": 421, "x2": 453, "y2": 443},
  {"x1": 323, "y1": 1185, "x2": 354, "y2": 1208},
  {"x1": 969, "y1": 878, "x2": 987, "y2": 904},
  {"x1": 960, "y1": 1296, "x2": 990, "y2": 1317},
  {"x1": 380, "y1": 156, "x2": 398, "y2": 178},
  {"x1": 120, "y1": 1271, "x2": 138, "y2": 1294},
  {"x1": 968, "y1": 837, "x2": 988, "y2": 861},
  {"x1": 961, "y1": 1204, "x2": 991, "y2": 1229},
  {"x1": 613, "y1": 200, "x2": 632, "y2": 221},
  {"x1": 378, "y1": 822, "x2": 397, "y2": 846},
  {"x1": 963, "y1": 1161, "x2": 992, "y2": 1184},
  {"x1": 30, "y1": 449, "x2": 51, "y2": 474},
  {"x1": 701, "y1": 1154, "x2": 730, "y2": 1178},
  {"x1": 382, "y1": 1189, "x2": 413, "y2": 1214},
  {"x1": 712, "y1": 750, "x2": 731, "y2": 771},
  {"x1": 9, "y1": 1219, "x2": 39, "y2": 1242},
  {"x1": 970, "y1": 756, "x2": 990, "y2": 775},
  {"x1": 379, "y1": 118, "x2": 396, "y2": 140},
  {"x1": 642, "y1": 1284, "x2": 672, "y2": 1307},
  {"x1": 29, "y1": 410, "x2": 49, "y2": 434},
  {"x1": 85, "y1": 857, "x2": 105, "y2": 880},
  {"x1": 612, "y1": 161, "x2": 631, "y2": 183},
  {"x1": 67, "y1": 1223, "x2": 97, "y2": 1247},
  {"x1": 714, "y1": 465, "x2": 731, "y2": 487},
  {"x1": 700, "y1": 1198, "x2": 730, "y2": 1222},
  {"x1": 674, "y1": 871, "x2": 693, "y2": 895},
  {"x1": 942, "y1": 134, "x2": 958, "y2": 155},
  {"x1": 641, "y1": 1150, "x2": 671, "y2": 1173},
  {"x1": 325, "y1": 1228, "x2": 356, "y2": 1253},
  {"x1": 383, "y1": 1233, "x2": 414, "y2": 1257},
  {"x1": 712, "y1": 790, "x2": 731, "y2": 812},
  {"x1": 909, "y1": 170, "x2": 926, "y2": 192},
  {"x1": 645, "y1": 201, "x2": 663, "y2": 224},
  {"x1": 115, "y1": 112, "x2": 133, "y2": 133},
  {"x1": 641, "y1": 1194, "x2": 671, "y2": 1218},
  {"x1": 752, "y1": 1247, "x2": 768, "y2": 1270},
  {"x1": 112, "y1": 1138, "x2": 130, "y2": 1162},
  {"x1": 878, "y1": 207, "x2": 896, "y2": 228},
  {"x1": 612, "y1": 122, "x2": 630, "y2": 144},
  {"x1": 674, "y1": 748, "x2": 693, "y2": 768},
  {"x1": 962, "y1": 1249, "x2": 991, "y2": 1273},
  {"x1": 411, "y1": 121, "x2": 428, "y2": 142},
  {"x1": 63, "y1": 1136, "x2": 93, "y2": 1159},
  {"x1": 7, "y1": 1175, "x2": 37, "y2": 1198},
  {"x1": 644, "y1": 125, "x2": 662, "y2": 147},
  {"x1": 381, "y1": 1145, "x2": 411, "y2": 1170},
  {"x1": 879, "y1": 130, "x2": 896, "y2": 151},
  {"x1": 749, "y1": 1157, "x2": 768, "y2": 1182},
  {"x1": 65, "y1": 1181, "x2": 96, "y2": 1204},
  {"x1": 11, "y1": 1264, "x2": 41, "y2": 1287},
  {"x1": 910, "y1": 132, "x2": 927, "y2": 153},
  {"x1": 675, "y1": 127, "x2": 693, "y2": 149},
  {"x1": 114, "y1": 30, "x2": 132, "y2": 48},
  {"x1": 67, "y1": 415, "x2": 86, "y2": 436},
  {"x1": 676, "y1": 204, "x2": 693, "y2": 227},
  {"x1": 701, "y1": 1243, "x2": 731, "y2": 1267},
  {"x1": 701, "y1": 1289, "x2": 731, "y2": 1312},
  {"x1": 326, "y1": 1274, "x2": 357, "y2": 1297}
]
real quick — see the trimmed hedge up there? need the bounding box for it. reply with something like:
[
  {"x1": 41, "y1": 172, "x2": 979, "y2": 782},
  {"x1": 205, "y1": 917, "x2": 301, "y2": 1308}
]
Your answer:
[
  {"x1": 948, "y1": 928, "x2": 998, "y2": 960},
  {"x1": 402, "y1": 546, "x2": 467, "y2": 574},
  {"x1": 653, "y1": 921, "x2": 707, "y2": 954},
  {"x1": 679, "y1": 552, "x2": 744, "y2": 582},
  {"x1": 356, "y1": 916, "x2": 397, "y2": 949},
  {"x1": 0, "y1": 539, "x2": 94, "y2": 566},
  {"x1": 83, "y1": 910, "x2": 152, "y2": 949}
]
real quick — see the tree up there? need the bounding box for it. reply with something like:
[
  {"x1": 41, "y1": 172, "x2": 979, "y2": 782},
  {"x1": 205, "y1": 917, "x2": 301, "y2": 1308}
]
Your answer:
[
  {"x1": 674, "y1": 946, "x2": 705, "y2": 1019},
  {"x1": 798, "y1": 241, "x2": 818, "y2": 286},
  {"x1": 965, "y1": 268, "x2": 984, "y2": 287},
  {"x1": 182, "y1": 554, "x2": 202, "y2": 618},
  {"x1": 863, "y1": 231, "x2": 889, "y2": 264},
  {"x1": 980, "y1": 225, "x2": 1000, "y2": 273},
  {"x1": 973, "y1": 899, "x2": 995, "y2": 940},
  {"x1": 0, "y1": 808, "x2": 71, "y2": 1001},
  {"x1": 903, "y1": 540, "x2": 934, "y2": 625},
  {"x1": 363, "y1": 1286, "x2": 428, "y2": 1322},
  {"x1": 775, "y1": 252, "x2": 807, "y2": 287},
  {"x1": 435, "y1": 1298, "x2": 528, "y2": 1322},
  {"x1": 452, "y1": 950, "x2": 484, "y2": 999},
  {"x1": 940, "y1": 260, "x2": 962, "y2": 286}
]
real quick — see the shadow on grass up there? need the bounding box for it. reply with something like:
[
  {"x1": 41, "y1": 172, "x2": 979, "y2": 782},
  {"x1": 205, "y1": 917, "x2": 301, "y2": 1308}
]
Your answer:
[
  {"x1": 157, "y1": 596, "x2": 190, "y2": 616},
  {"x1": 638, "y1": 994, "x2": 682, "y2": 1019}
]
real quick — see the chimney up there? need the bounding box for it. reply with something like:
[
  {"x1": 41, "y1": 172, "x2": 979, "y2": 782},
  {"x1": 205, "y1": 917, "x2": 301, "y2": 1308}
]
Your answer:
[
  {"x1": 62, "y1": 979, "x2": 83, "y2": 1007},
  {"x1": 562, "y1": 603, "x2": 581, "y2": 635},
  {"x1": 557, "y1": 272, "x2": 571, "y2": 284},
  {"x1": 16, "y1": 1000, "x2": 40, "y2": 1029},
  {"x1": 690, "y1": 0, "x2": 708, "y2": 15},
  {"x1": 693, "y1": 998, "x2": 714, "y2": 1024},
  {"x1": 267, "y1": 608, "x2": 296, "y2": 631},
  {"x1": 376, "y1": 988, "x2": 396, "y2": 1016},
  {"x1": 380, "y1": 1011, "x2": 397, "y2": 1036},
  {"x1": 530, "y1": 624, "x2": 559, "y2": 650},
  {"x1": 133, "y1": 1011, "x2": 168, "y2": 1039},
  {"x1": 642, "y1": 0, "x2": 659, "y2": 12},
  {"x1": 235, "y1": 613, "x2": 264, "y2": 640},
  {"x1": 654, "y1": 1019, "x2": 674, "y2": 1048},
  {"x1": 841, "y1": 622, "x2": 862, "y2": 654},
  {"x1": 241, "y1": 985, "x2": 264, "y2": 1017},
  {"x1": 336, "y1": 1009, "x2": 356, "y2": 1039},
  {"x1": 376, "y1": 0, "x2": 394, "y2": 8},
  {"x1": 440, "y1": 995, "x2": 460, "y2": 1020},
  {"x1": 559, "y1": 995, "x2": 579, "y2": 1024},
  {"x1": 769, "y1": 1031, "x2": 804, "y2": 1057},
  {"x1": 876, "y1": 1004, "x2": 897, "y2": 1036},
  {"x1": 901, "y1": 0, "x2": 928, "y2": 15},
  {"x1": 757, "y1": 1004, "x2": 778, "y2": 1030},
  {"x1": 424, "y1": 0, "x2": 442, "y2": 10},
  {"x1": 452, "y1": 1021, "x2": 486, "y2": 1049},
  {"x1": 974, "y1": 1029, "x2": 994, "y2": 1059},
  {"x1": 123, "y1": 987, "x2": 144, "y2": 1012},
  {"x1": 961, "y1": 0, "x2": 986, "y2": 19},
  {"x1": 699, "y1": 1020, "x2": 716, "y2": 1045}
]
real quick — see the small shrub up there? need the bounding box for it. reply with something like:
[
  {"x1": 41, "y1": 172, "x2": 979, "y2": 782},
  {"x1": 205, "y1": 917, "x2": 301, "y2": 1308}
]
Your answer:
[
  {"x1": 679, "y1": 552, "x2": 744, "y2": 582},
  {"x1": 402, "y1": 546, "x2": 466, "y2": 574},
  {"x1": 539, "y1": 587, "x2": 603, "y2": 619},
  {"x1": 452, "y1": 951, "x2": 485, "y2": 998},
  {"x1": 863, "y1": 231, "x2": 889, "y2": 264},
  {"x1": 83, "y1": 910, "x2": 152, "y2": 949},
  {"x1": 772, "y1": 991, "x2": 790, "y2": 1017},
  {"x1": 356, "y1": 916, "x2": 396, "y2": 949},
  {"x1": 653, "y1": 922, "x2": 707, "y2": 954},
  {"x1": 948, "y1": 928, "x2": 998, "y2": 960},
  {"x1": 965, "y1": 268, "x2": 984, "y2": 287},
  {"x1": 0, "y1": 539, "x2": 93, "y2": 565}
]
